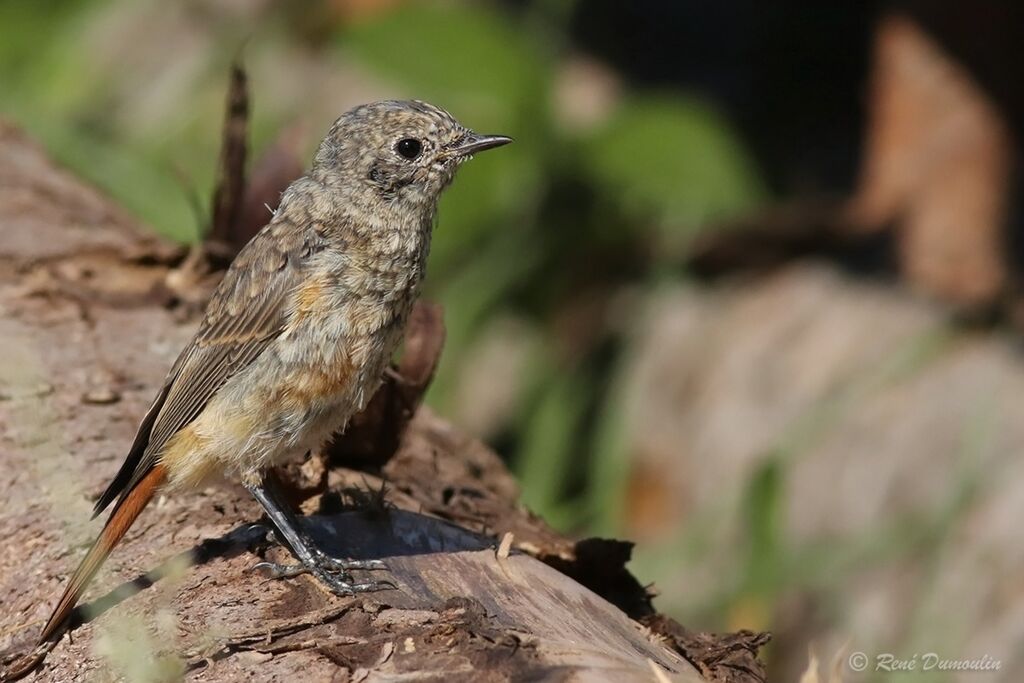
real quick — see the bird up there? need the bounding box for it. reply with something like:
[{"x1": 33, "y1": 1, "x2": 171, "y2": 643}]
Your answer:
[{"x1": 37, "y1": 99, "x2": 511, "y2": 644}]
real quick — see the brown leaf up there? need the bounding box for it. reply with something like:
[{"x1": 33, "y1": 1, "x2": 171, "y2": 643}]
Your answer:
[{"x1": 846, "y1": 14, "x2": 1013, "y2": 310}]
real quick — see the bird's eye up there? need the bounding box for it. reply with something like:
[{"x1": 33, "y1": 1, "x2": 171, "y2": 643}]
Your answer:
[{"x1": 396, "y1": 138, "x2": 423, "y2": 160}]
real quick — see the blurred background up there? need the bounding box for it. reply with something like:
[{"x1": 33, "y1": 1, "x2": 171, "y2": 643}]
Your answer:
[{"x1": 3, "y1": 1, "x2": 1023, "y2": 680}]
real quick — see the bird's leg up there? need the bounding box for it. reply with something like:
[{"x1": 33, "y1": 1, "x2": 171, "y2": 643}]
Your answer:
[{"x1": 244, "y1": 478, "x2": 394, "y2": 595}]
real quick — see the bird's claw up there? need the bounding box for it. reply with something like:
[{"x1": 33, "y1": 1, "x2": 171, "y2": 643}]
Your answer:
[
  {"x1": 318, "y1": 556, "x2": 387, "y2": 572},
  {"x1": 251, "y1": 561, "x2": 307, "y2": 579},
  {"x1": 251, "y1": 554, "x2": 391, "y2": 594},
  {"x1": 317, "y1": 574, "x2": 397, "y2": 596}
]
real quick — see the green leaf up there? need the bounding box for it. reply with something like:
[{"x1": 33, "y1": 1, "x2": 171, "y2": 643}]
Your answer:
[
  {"x1": 741, "y1": 458, "x2": 783, "y2": 591},
  {"x1": 515, "y1": 371, "x2": 588, "y2": 520},
  {"x1": 425, "y1": 228, "x2": 544, "y2": 410},
  {"x1": 585, "y1": 361, "x2": 633, "y2": 536},
  {"x1": 339, "y1": 4, "x2": 549, "y2": 126},
  {"x1": 583, "y1": 95, "x2": 765, "y2": 243},
  {"x1": 430, "y1": 142, "x2": 540, "y2": 273}
]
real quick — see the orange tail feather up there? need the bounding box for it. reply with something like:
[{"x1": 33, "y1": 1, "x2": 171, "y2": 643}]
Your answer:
[{"x1": 38, "y1": 464, "x2": 167, "y2": 643}]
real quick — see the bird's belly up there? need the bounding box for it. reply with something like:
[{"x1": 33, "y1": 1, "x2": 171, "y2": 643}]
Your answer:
[
  {"x1": 158, "y1": 269, "x2": 419, "y2": 491},
  {"x1": 160, "y1": 326, "x2": 399, "y2": 491}
]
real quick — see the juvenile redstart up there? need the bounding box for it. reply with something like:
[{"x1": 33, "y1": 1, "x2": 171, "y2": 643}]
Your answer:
[{"x1": 38, "y1": 100, "x2": 511, "y2": 643}]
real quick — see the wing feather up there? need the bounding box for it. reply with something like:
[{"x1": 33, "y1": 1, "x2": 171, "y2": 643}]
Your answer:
[{"x1": 94, "y1": 222, "x2": 327, "y2": 510}]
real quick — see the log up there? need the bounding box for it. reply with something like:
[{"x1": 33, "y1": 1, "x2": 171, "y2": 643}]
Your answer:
[{"x1": 0, "y1": 121, "x2": 767, "y2": 682}]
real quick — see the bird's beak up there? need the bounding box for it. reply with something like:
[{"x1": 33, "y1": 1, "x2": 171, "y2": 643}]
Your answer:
[{"x1": 447, "y1": 132, "x2": 513, "y2": 158}]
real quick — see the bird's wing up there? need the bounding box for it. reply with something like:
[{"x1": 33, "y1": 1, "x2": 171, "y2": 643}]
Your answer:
[{"x1": 93, "y1": 222, "x2": 327, "y2": 515}]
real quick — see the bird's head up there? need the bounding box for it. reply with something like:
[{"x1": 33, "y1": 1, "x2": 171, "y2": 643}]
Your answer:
[{"x1": 313, "y1": 100, "x2": 511, "y2": 211}]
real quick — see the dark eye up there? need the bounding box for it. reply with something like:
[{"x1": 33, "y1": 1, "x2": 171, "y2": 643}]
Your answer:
[{"x1": 396, "y1": 138, "x2": 422, "y2": 160}]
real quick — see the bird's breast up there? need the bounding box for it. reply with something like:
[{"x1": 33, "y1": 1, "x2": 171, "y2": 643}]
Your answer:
[{"x1": 281, "y1": 251, "x2": 425, "y2": 397}]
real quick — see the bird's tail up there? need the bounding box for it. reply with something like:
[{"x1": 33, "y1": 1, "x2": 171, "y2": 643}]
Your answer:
[{"x1": 37, "y1": 464, "x2": 167, "y2": 643}]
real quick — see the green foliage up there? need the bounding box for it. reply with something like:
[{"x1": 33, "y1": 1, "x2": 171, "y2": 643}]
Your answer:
[
  {"x1": 0, "y1": 1, "x2": 293, "y2": 242},
  {"x1": 738, "y1": 458, "x2": 784, "y2": 596},
  {"x1": 341, "y1": 4, "x2": 549, "y2": 119},
  {"x1": 427, "y1": 227, "x2": 544, "y2": 408},
  {"x1": 516, "y1": 370, "x2": 590, "y2": 527},
  {"x1": 582, "y1": 96, "x2": 764, "y2": 246}
]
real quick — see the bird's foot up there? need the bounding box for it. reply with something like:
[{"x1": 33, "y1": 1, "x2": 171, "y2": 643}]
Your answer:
[
  {"x1": 252, "y1": 551, "x2": 393, "y2": 596},
  {"x1": 253, "y1": 557, "x2": 386, "y2": 577}
]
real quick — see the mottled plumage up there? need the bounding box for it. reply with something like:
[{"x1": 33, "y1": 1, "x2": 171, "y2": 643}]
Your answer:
[{"x1": 40, "y1": 100, "x2": 511, "y2": 643}]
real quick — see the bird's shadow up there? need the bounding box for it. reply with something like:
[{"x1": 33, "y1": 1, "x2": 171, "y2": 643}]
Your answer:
[{"x1": 69, "y1": 509, "x2": 491, "y2": 633}]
